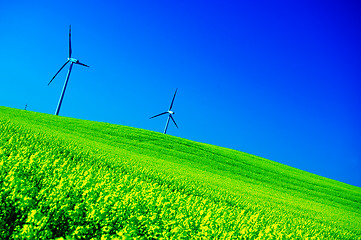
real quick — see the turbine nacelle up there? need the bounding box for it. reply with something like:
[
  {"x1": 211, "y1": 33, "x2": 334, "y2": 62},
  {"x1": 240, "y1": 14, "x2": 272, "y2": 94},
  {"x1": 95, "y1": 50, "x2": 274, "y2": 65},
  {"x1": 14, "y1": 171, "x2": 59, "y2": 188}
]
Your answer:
[
  {"x1": 168, "y1": 110, "x2": 175, "y2": 115},
  {"x1": 68, "y1": 57, "x2": 79, "y2": 63},
  {"x1": 67, "y1": 57, "x2": 89, "y2": 67}
]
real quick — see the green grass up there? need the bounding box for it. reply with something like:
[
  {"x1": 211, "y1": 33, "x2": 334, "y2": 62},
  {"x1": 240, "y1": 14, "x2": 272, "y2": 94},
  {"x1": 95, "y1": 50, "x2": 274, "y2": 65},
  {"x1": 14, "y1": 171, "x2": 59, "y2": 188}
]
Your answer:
[{"x1": 0, "y1": 105, "x2": 360, "y2": 239}]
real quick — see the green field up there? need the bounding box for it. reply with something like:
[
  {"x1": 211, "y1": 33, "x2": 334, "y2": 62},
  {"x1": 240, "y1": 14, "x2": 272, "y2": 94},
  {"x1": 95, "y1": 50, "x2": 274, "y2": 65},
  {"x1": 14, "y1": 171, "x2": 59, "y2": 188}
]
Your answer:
[{"x1": 0, "y1": 106, "x2": 360, "y2": 239}]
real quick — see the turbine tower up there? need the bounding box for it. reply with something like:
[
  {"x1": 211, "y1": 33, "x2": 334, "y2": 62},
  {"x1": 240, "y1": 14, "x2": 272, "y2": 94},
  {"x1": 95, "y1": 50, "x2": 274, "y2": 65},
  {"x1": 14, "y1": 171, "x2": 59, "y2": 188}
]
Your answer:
[
  {"x1": 150, "y1": 88, "x2": 179, "y2": 134},
  {"x1": 48, "y1": 25, "x2": 89, "y2": 116}
]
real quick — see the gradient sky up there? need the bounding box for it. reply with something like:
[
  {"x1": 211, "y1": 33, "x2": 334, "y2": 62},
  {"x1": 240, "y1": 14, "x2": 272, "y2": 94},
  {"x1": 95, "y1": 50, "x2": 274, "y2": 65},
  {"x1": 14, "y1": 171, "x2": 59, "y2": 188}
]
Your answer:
[{"x1": 1, "y1": 0, "x2": 360, "y2": 187}]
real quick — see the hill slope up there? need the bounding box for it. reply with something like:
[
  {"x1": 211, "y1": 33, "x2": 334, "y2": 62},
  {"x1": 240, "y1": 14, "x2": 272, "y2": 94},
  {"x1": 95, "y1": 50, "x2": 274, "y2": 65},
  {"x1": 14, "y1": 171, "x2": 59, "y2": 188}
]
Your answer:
[{"x1": 0, "y1": 106, "x2": 360, "y2": 239}]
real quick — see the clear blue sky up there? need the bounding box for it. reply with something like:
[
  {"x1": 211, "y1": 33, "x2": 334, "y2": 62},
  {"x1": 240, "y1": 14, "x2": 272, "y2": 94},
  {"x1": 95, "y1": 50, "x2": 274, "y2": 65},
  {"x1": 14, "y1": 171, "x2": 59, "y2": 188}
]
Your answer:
[{"x1": 1, "y1": 0, "x2": 360, "y2": 187}]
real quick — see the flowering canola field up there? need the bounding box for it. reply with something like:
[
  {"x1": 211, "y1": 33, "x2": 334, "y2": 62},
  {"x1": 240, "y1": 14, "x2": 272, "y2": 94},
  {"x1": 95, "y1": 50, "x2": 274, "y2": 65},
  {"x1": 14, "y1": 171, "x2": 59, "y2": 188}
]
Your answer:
[{"x1": 0, "y1": 106, "x2": 360, "y2": 239}]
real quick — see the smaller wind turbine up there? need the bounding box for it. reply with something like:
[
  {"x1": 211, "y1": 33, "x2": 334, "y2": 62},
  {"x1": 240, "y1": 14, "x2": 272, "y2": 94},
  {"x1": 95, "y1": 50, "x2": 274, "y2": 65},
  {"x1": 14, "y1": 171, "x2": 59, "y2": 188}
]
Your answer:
[
  {"x1": 48, "y1": 25, "x2": 89, "y2": 116},
  {"x1": 150, "y1": 88, "x2": 179, "y2": 134}
]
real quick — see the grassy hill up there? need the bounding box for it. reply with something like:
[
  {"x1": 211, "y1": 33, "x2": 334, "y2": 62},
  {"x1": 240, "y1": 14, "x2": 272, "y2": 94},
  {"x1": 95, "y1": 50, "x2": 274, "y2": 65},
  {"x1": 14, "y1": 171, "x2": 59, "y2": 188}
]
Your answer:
[{"x1": 0, "y1": 106, "x2": 360, "y2": 239}]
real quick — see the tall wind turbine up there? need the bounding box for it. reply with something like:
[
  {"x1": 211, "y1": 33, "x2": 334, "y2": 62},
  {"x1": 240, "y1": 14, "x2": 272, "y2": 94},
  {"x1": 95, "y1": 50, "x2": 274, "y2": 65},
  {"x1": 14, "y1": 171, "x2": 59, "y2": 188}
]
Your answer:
[
  {"x1": 48, "y1": 25, "x2": 89, "y2": 116},
  {"x1": 150, "y1": 88, "x2": 179, "y2": 134}
]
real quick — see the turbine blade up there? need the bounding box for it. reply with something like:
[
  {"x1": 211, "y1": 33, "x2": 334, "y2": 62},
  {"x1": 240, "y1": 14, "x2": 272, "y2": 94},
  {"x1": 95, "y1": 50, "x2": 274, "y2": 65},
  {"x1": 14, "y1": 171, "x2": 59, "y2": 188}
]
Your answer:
[
  {"x1": 76, "y1": 61, "x2": 89, "y2": 67},
  {"x1": 149, "y1": 112, "x2": 168, "y2": 119},
  {"x1": 169, "y1": 88, "x2": 178, "y2": 111},
  {"x1": 170, "y1": 115, "x2": 178, "y2": 128},
  {"x1": 48, "y1": 61, "x2": 69, "y2": 85},
  {"x1": 69, "y1": 25, "x2": 72, "y2": 58}
]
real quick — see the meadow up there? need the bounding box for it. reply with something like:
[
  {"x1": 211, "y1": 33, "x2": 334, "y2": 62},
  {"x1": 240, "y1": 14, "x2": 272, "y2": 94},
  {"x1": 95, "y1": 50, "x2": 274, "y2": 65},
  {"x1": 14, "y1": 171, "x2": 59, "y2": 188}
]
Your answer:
[{"x1": 0, "y1": 106, "x2": 360, "y2": 239}]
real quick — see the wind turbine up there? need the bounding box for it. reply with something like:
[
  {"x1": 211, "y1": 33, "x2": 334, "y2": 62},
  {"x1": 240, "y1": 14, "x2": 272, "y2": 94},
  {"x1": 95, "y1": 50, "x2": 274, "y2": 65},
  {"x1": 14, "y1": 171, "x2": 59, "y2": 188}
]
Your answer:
[
  {"x1": 48, "y1": 25, "x2": 89, "y2": 116},
  {"x1": 150, "y1": 88, "x2": 179, "y2": 134}
]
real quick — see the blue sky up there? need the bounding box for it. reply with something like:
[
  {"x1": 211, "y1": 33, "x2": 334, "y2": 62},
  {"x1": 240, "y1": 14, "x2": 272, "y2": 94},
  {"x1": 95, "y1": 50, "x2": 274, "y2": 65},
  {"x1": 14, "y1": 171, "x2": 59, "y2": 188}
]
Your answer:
[{"x1": 1, "y1": 0, "x2": 360, "y2": 187}]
